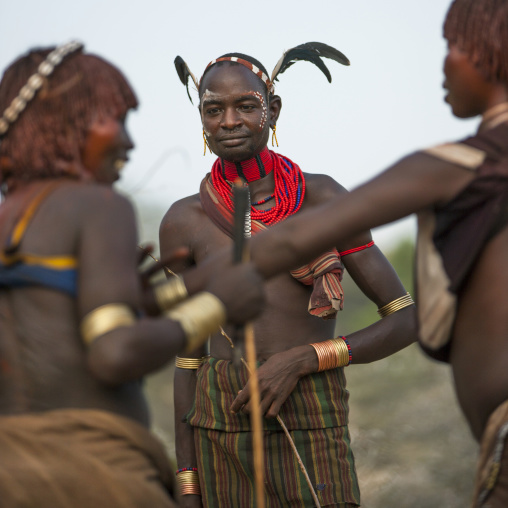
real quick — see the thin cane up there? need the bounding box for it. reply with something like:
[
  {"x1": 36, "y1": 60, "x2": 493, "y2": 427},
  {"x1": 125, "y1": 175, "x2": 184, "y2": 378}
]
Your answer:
[
  {"x1": 220, "y1": 328, "x2": 322, "y2": 508},
  {"x1": 233, "y1": 181, "x2": 266, "y2": 508}
]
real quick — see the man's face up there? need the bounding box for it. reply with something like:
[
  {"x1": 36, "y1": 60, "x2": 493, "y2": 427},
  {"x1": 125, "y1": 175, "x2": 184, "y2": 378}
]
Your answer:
[{"x1": 199, "y1": 64, "x2": 275, "y2": 162}]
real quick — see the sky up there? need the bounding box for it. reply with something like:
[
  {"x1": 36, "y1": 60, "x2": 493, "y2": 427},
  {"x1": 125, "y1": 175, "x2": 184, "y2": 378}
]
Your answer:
[{"x1": 0, "y1": 0, "x2": 479, "y2": 254}]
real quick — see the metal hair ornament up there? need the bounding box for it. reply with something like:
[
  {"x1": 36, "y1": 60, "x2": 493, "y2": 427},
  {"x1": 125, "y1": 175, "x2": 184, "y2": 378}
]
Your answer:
[{"x1": 0, "y1": 40, "x2": 83, "y2": 138}]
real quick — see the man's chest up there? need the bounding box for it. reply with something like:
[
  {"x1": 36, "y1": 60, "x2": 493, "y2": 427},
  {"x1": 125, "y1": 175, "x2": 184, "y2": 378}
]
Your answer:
[{"x1": 191, "y1": 212, "x2": 233, "y2": 264}]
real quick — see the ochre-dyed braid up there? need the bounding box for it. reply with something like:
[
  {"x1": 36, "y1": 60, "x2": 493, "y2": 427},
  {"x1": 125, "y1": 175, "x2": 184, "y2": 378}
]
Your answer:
[
  {"x1": 211, "y1": 153, "x2": 305, "y2": 226},
  {"x1": 444, "y1": 0, "x2": 508, "y2": 84}
]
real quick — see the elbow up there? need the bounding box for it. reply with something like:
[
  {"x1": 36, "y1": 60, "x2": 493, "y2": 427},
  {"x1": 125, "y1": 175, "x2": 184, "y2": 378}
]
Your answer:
[
  {"x1": 394, "y1": 305, "x2": 419, "y2": 344},
  {"x1": 86, "y1": 333, "x2": 138, "y2": 386}
]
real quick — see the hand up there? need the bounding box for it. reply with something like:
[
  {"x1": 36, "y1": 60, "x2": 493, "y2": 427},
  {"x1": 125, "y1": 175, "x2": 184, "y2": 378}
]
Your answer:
[
  {"x1": 230, "y1": 345, "x2": 318, "y2": 419},
  {"x1": 138, "y1": 245, "x2": 190, "y2": 315},
  {"x1": 205, "y1": 262, "x2": 265, "y2": 325}
]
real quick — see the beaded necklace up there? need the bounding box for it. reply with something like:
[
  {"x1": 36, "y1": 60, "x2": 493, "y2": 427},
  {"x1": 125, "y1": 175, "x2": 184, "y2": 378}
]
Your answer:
[{"x1": 210, "y1": 147, "x2": 305, "y2": 227}]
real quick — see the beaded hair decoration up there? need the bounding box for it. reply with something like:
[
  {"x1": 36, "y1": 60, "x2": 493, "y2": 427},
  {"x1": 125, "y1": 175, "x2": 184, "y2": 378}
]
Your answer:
[
  {"x1": 0, "y1": 40, "x2": 83, "y2": 138},
  {"x1": 174, "y1": 41, "x2": 350, "y2": 104}
]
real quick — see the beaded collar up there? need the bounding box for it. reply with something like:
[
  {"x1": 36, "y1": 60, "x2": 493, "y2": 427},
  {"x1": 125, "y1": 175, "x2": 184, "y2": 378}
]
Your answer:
[
  {"x1": 220, "y1": 147, "x2": 274, "y2": 183},
  {"x1": 210, "y1": 148, "x2": 305, "y2": 227}
]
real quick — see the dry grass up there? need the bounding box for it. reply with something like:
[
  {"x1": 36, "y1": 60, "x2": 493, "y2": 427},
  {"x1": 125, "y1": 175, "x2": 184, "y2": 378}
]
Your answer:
[{"x1": 347, "y1": 344, "x2": 477, "y2": 507}]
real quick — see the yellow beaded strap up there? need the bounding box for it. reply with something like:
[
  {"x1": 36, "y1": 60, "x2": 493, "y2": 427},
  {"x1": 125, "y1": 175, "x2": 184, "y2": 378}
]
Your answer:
[
  {"x1": 177, "y1": 470, "x2": 201, "y2": 496},
  {"x1": 175, "y1": 356, "x2": 207, "y2": 370},
  {"x1": 81, "y1": 303, "x2": 136, "y2": 346},
  {"x1": 310, "y1": 337, "x2": 350, "y2": 372},
  {"x1": 377, "y1": 292, "x2": 415, "y2": 318},
  {"x1": 167, "y1": 292, "x2": 226, "y2": 353},
  {"x1": 154, "y1": 276, "x2": 188, "y2": 313}
]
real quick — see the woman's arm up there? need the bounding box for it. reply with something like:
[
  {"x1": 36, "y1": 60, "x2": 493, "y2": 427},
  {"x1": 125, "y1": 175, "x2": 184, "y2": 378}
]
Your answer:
[{"x1": 251, "y1": 151, "x2": 476, "y2": 278}]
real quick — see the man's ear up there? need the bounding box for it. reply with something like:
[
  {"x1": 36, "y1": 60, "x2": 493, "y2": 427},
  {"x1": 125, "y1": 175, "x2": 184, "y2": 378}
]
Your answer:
[{"x1": 269, "y1": 95, "x2": 282, "y2": 126}]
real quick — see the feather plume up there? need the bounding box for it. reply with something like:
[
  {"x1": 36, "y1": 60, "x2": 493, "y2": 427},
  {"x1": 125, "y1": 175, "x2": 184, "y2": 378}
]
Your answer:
[
  {"x1": 174, "y1": 56, "x2": 199, "y2": 104},
  {"x1": 270, "y1": 42, "x2": 350, "y2": 84}
]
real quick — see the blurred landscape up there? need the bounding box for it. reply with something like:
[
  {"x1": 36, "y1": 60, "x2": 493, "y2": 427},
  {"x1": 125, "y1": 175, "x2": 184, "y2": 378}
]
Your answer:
[{"x1": 140, "y1": 210, "x2": 478, "y2": 507}]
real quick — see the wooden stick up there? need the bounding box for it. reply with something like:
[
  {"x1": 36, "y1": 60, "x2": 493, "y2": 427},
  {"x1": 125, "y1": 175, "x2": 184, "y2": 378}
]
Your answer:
[
  {"x1": 239, "y1": 359, "x2": 321, "y2": 508},
  {"x1": 244, "y1": 323, "x2": 265, "y2": 508},
  {"x1": 232, "y1": 180, "x2": 265, "y2": 508}
]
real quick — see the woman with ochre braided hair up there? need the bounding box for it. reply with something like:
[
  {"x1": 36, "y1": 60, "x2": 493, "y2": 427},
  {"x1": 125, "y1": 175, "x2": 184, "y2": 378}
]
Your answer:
[
  {"x1": 0, "y1": 43, "x2": 264, "y2": 507},
  {"x1": 229, "y1": 0, "x2": 508, "y2": 505}
]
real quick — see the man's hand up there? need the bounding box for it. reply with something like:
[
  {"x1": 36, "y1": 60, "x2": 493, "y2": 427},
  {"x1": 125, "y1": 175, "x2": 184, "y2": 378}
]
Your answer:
[{"x1": 230, "y1": 345, "x2": 318, "y2": 418}]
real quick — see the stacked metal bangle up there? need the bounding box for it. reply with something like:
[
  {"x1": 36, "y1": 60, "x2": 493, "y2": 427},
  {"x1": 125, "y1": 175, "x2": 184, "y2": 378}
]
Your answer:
[
  {"x1": 154, "y1": 276, "x2": 188, "y2": 313},
  {"x1": 175, "y1": 356, "x2": 207, "y2": 370},
  {"x1": 0, "y1": 40, "x2": 83, "y2": 137},
  {"x1": 167, "y1": 292, "x2": 226, "y2": 353},
  {"x1": 377, "y1": 292, "x2": 414, "y2": 318},
  {"x1": 310, "y1": 337, "x2": 351, "y2": 372},
  {"x1": 176, "y1": 470, "x2": 201, "y2": 496}
]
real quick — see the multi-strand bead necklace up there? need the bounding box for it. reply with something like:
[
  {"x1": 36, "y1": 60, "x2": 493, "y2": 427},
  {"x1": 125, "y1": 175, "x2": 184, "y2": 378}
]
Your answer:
[{"x1": 210, "y1": 147, "x2": 305, "y2": 226}]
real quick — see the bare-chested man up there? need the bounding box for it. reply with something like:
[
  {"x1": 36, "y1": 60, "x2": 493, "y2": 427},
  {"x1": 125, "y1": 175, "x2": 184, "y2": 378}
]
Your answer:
[{"x1": 160, "y1": 45, "x2": 417, "y2": 508}]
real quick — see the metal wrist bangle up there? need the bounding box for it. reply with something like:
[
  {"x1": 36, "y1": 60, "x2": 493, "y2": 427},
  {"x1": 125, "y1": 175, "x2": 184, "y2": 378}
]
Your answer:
[
  {"x1": 175, "y1": 356, "x2": 206, "y2": 369},
  {"x1": 167, "y1": 292, "x2": 227, "y2": 353},
  {"x1": 154, "y1": 276, "x2": 188, "y2": 313}
]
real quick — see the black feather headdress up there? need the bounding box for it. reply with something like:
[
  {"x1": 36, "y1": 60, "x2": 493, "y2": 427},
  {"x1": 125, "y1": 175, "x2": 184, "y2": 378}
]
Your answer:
[
  {"x1": 174, "y1": 42, "x2": 350, "y2": 105},
  {"x1": 270, "y1": 42, "x2": 350, "y2": 84},
  {"x1": 174, "y1": 56, "x2": 199, "y2": 104}
]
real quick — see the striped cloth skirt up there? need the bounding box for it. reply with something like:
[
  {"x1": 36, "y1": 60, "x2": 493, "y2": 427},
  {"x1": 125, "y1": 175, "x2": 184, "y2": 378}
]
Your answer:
[
  {"x1": 194, "y1": 425, "x2": 360, "y2": 507},
  {"x1": 189, "y1": 358, "x2": 360, "y2": 507}
]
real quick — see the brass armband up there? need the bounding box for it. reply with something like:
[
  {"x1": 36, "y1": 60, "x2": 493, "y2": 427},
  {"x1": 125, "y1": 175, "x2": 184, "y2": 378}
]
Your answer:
[
  {"x1": 81, "y1": 303, "x2": 136, "y2": 346},
  {"x1": 167, "y1": 292, "x2": 226, "y2": 353},
  {"x1": 310, "y1": 337, "x2": 350, "y2": 372},
  {"x1": 154, "y1": 276, "x2": 188, "y2": 313},
  {"x1": 177, "y1": 470, "x2": 201, "y2": 496},
  {"x1": 175, "y1": 356, "x2": 207, "y2": 370},
  {"x1": 377, "y1": 292, "x2": 415, "y2": 318}
]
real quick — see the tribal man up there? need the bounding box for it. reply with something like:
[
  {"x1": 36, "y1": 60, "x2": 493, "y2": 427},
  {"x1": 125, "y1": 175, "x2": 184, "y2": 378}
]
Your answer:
[{"x1": 160, "y1": 44, "x2": 417, "y2": 507}]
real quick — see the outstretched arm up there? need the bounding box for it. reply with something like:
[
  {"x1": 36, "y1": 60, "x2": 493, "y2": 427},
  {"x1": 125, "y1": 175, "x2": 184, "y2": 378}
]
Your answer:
[
  {"x1": 251, "y1": 151, "x2": 476, "y2": 278},
  {"x1": 78, "y1": 188, "x2": 263, "y2": 385}
]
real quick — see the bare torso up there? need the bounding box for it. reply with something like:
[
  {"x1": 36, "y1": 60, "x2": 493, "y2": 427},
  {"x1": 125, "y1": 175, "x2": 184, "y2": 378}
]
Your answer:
[
  {"x1": 450, "y1": 224, "x2": 508, "y2": 440},
  {"x1": 172, "y1": 173, "x2": 340, "y2": 361},
  {"x1": 0, "y1": 181, "x2": 149, "y2": 424}
]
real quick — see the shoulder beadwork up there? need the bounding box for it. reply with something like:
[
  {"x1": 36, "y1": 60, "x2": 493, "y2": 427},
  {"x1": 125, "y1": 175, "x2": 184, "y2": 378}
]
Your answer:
[{"x1": 422, "y1": 143, "x2": 486, "y2": 170}]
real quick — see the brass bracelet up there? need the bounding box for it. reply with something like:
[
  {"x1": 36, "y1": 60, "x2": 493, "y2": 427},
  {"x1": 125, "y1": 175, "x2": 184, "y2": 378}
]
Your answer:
[
  {"x1": 177, "y1": 471, "x2": 201, "y2": 496},
  {"x1": 167, "y1": 292, "x2": 226, "y2": 353},
  {"x1": 175, "y1": 356, "x2": 207, "y2": 370},
  {"x1": 310, "y1": 337, "x2": 350, "y2": 372},
  {"x1": 154, "y1": 276, "x2": 188, "y2": 313},
  {"x1": 80, "y1": 303, "x2": 136, "y2": 346},
  {"x1": 377, "y1": 292, "x2": 415, "y2": 318}
]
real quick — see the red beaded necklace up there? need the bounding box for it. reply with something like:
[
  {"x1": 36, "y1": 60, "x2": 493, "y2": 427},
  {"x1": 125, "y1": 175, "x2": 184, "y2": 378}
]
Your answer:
[
  {"x1": 221, "y1": 147, "x2": 274, "y2": 182},
  {"x1": 210, "y1": 147, "x2": 306, "y2": 226}
]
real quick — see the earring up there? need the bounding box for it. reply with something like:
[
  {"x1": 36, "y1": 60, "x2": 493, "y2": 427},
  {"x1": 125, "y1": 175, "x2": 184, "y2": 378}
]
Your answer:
[
  {"x1": 271, "y1": 125, "x2": 279, "y2": 147},
  {"x1": 203, "y1": 130, "x2": 212, "y2": 156}
]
